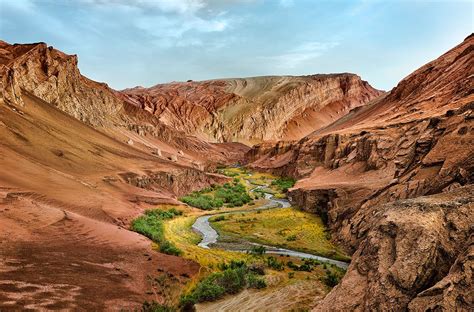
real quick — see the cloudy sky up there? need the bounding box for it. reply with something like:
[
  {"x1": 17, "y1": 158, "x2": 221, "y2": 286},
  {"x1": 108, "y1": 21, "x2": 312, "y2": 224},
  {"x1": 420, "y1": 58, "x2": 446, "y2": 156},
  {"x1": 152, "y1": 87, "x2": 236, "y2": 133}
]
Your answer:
[{"x1": 1, "y1": 0, "x2": 472, "y2": 90}]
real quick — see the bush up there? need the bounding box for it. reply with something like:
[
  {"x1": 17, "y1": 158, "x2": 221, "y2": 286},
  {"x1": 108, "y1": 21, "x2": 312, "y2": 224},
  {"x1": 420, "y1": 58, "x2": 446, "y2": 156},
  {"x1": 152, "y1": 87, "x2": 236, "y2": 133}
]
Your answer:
[
  {"x1": 218, "y1": 267, "x2": 246, "y2": 294},
  {"x1": 179, "y1": 295, "x2": 196, "y2": 311},
  {"x1": 323, "y1": 269, "x2": 340, "y2": 287},
  {"x1": 266, "y1": 256, "x2": 284, "y2": 271},
  {"x1": 131, "y1": 208, "x2": 182, "y2": 256},
  {"x1": 287, "y1": 261, "x2": 312, "y2": 272},
  {"x1": 286, "y1": 234, "x2": 297, "y2": 241},
  {"x1": 212, "y1": 215, "x2": 226, "y2": 222},
  {"x1": 288, "y1": 272, "x2": 295, "y2": 279},
  {"x1": 271, "y1": 177, "x2": 296, "y2": 193},
  {"x1": 218, "y1": 259, "x2": 246, "y2": 271},
  {"x1": 159, "y1": 240, "x2": 181, "y2": 256},
  {"x1": 180, "y1": 180, "x2": 252, "y2": 210},
  {"x1": 182, "y1": 261, "x2": 267, "y2": 308},
  {"x1": 249, "y1": 245, "x2": 266, "y2": 255},
  {"x1": 141, "y1": 301, "x2": 175, "y2": 312},
  {"x1": 246, "y1": 273, "x2": 267, "y2": 289},
  {"x1": 193, "y1": 277, "x2": 226, "y2": 302}
]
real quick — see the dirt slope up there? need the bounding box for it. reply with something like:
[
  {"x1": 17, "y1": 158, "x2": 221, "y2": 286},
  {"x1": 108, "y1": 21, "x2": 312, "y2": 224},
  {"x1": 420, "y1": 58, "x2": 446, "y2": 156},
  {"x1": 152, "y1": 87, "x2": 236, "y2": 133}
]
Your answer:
[
  {"x1": 0, "y1": 40, "x2": 249, "y2": 168},
  {"x1": 246, "y1": 34, "x2": 474, "y2": 310},
  {"x1": 122, "y1": 74, "x2": 383, "y2": 144},
  {"x1": 0, "y1": 40, "x2": 242, "y2": 310}
]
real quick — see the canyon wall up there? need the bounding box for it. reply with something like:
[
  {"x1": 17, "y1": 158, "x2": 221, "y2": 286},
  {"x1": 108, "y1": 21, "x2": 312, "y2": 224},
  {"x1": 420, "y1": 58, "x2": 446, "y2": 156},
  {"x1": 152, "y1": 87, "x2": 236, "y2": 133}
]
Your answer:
[{"x1": 246, "y1": 34, "x2": 474, "y2": 310}]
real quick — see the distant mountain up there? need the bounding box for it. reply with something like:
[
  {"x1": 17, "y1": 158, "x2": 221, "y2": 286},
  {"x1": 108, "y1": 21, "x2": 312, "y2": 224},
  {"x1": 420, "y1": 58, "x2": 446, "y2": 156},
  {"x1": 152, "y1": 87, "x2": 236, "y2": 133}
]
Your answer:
[{"x1": 122, "y1": 74, "x2": 383, "y2": 144}]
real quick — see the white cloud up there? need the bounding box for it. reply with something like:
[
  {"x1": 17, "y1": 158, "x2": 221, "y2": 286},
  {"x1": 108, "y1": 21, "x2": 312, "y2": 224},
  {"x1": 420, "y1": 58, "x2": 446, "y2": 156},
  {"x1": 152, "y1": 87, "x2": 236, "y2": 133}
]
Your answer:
[
  {"x1": 77, "y1": 0, "x2": 231, "y2": 48},
  {"x1": 263, "y1": 41, "x2": 339, "y2": 68},
  {"x1": 80, "y1": 0, "x2": 206, "y2": 14}
]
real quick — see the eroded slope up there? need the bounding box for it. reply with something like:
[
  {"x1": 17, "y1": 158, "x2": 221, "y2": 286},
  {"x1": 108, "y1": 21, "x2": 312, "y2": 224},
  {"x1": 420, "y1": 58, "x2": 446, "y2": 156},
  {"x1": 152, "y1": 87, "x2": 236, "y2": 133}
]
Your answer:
[
  {"x1": 246, "y1": 34, "x2": 474, "y2": 310},
  {"x1": 122, "y1": 74, "x2": 383, "y2": 144}
]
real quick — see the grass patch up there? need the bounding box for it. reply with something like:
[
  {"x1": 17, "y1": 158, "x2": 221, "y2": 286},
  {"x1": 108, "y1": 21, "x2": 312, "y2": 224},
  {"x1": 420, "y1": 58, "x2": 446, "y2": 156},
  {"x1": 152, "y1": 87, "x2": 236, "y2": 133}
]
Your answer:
[
  {"x1": 141, "y1": 301, "x2": 175, "y2": 312},
  {"x1": 131, "y1": 208, "x2": 183, "y2": 256},
  {"x1": 164, "y1": 215, "x2": 250, "y2": 268},
  {"x1": 180, "y1": 260, "x2": 266, "y2": 309},
  {"x1": 180, "y1": 180, "x2": 252, "y2": 210},
  {"x1": 271, "y1": 177, "x2": 296, "y2": 193},
  {"x1": 211, "y1": 207, "x2": 350, "y2": 262}
]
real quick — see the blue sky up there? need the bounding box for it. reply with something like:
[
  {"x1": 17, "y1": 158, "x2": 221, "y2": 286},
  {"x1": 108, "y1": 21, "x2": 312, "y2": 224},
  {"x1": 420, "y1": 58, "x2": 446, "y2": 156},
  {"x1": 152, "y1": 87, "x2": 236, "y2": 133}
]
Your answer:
[{"x1": 1, "y1": 0, "x2": 472, "y2": 90}]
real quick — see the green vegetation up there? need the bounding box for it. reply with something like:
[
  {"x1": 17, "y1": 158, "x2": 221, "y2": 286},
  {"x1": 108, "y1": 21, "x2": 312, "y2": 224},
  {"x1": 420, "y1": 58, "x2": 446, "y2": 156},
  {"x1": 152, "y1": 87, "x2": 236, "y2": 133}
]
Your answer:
[
  {"x1": 266, "y1": 256, "x2": 284, "y2": 271},
  {"x1": 210, "y1": 207, "x2": 350, "y2": 262},
  {"x1": 322, "y1": 269, "x2": 340, "y2": 287},
  {"x1": 249, "y1": 245, "x2": 266, "y2": 255},
  {"x1": 179, "y1": 193, "x2": 223, "y2": 210},
  {"x1": 180, "y1": 180, "x2": 252, "y2": 210},
  {"x1": 131, "y1": 208, "x2": 183, "y2": 256},
  {"x1": 180, "y1": 260, "x2": 266, "y2": 308},
  {"x1": 212, "y1": 215, "x2": 226, "y2": 222},
  {"x1": 271, "y1": 177, "x2": 296, "y2": 192},
  {"x1": 141, "y1": 301, "x2": 175, "y2": 312}
]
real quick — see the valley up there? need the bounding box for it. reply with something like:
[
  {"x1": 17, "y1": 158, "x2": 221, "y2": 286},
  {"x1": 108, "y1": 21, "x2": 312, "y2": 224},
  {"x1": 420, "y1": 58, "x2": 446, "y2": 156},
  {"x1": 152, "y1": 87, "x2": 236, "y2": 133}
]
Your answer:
[
  {"x1": 0, "y1": 30, "x2": 472, "y2": 311},
  {"x1": 137, "y1": 168, "x2": 349, "y2": 311}
]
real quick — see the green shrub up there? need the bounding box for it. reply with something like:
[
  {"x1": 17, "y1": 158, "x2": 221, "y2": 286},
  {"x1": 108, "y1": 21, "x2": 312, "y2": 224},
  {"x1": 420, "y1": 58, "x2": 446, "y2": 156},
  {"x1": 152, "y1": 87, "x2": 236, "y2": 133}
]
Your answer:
[
  {"x1": 183, "y1": 260, "x2": 267, "y2": 308},
  {"x1": 180, "y1": 181, "x2": 252, "y2": 210},
  {"x1": 287, "y1": 261, "x2": 312, "y2": 272},
  {"x1": 141, "y1": 301, "x2": 175, "y2": 312},
  {"x1": 218, "y1": 267, "x2": 246, "y2": 294},
  {"x1": 288, "y1": 272, "x2": 295, "y2": 279},
  {"x1": 193, "y1": 276, "x2": 226, "y2": 302},
  {"x1": 249, "y1": 245, "x2": 266, "y2": 255},
  {"x1": 212, "y1": 215, "x2": 226, "y2": 222},
  {"x1": 246, "y1": 273, "x2": 267, "y2": 289},
  {"x1": 323, "y1": 269, "x2": 340, "y2": 287},
  {"x1": 286, "y1": 234, "x2": 297, "y2": 241},
  {"x1": 159, "y1": 240, "x2": 182, "y2": 256},
  {"x1": 131, "y1": 209, "x2": 182, "y2": 256},
  {"x1": 266, "y1": 256, "x2": 284, "y2": 271},
  {"x1": 218, "y1": 259, "x2": 246, "y2": 270},
  {"x1": 271, "y1": 177, "x2": 296, "y2": 192}
]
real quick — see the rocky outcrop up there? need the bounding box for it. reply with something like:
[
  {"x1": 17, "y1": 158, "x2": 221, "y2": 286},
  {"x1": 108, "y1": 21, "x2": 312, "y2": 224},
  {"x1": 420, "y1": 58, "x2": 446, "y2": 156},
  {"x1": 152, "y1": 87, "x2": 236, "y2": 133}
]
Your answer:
[
  {"x1": 315, "y1": 186, "x2": 473, "y2": 311},
  {"x1": 122, "y1": 74, "x2": 383, "y2": 144},
  {"x1": 119, "y1": 168, "x2": 228, "y2": 197},
  {"x1": 246, "y1": 34, "x2": 474, "y2": 310}
]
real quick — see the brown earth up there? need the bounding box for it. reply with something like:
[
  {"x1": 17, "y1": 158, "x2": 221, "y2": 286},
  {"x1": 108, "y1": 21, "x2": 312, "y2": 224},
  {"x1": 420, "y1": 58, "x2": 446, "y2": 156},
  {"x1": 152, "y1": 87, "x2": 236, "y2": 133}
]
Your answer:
[
  {"x1": 246, "y1": 34, "x2": 474, "y2": 310},
  {"x1": 0, "y1": 40, "x2": 243, "y2": 310},
  {"x1": 122, "y1": 74, "x2": 383, "y2": 144}
]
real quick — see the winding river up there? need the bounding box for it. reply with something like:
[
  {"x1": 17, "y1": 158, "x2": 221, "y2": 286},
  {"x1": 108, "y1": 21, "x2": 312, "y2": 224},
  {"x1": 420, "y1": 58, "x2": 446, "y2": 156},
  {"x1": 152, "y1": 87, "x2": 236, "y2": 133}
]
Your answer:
[{"x1": 192, "y1": 182, "x2": 349, "y2": 269}]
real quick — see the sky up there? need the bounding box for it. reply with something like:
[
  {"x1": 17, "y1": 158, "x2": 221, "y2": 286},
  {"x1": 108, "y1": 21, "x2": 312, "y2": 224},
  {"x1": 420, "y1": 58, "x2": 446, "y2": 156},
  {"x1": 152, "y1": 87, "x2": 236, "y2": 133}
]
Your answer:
[{"x1": 0, "y1": 0, "x2": 472, "y2": 91}]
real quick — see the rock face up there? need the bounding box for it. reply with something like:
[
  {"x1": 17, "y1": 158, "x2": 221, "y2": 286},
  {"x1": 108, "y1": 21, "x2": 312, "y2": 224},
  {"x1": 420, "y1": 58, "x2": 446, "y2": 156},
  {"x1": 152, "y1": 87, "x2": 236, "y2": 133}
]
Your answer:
[
  {"x1": 317, "y1": 186, "x2": 473, "y2": 311},
  {"x1": 0, "y1": 40, "x2": 248, "y2": 165},
  {"x1": 246, "y1": 34, "x2": 474, "y2": 310},
  {"x1": 122, "y1": 74, "x2": 383, "y2": 144}
]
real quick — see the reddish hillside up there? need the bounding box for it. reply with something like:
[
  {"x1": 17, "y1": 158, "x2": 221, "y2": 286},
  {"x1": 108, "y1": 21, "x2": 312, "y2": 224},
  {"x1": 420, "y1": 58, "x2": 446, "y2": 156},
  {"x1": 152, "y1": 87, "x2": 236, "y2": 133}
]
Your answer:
[
  {"x1": 122, "y1": 74, "x2": 383, "y2": 144},
  {"x1": 0, "y1": 41, "x2": 243, "y2": 309}
]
